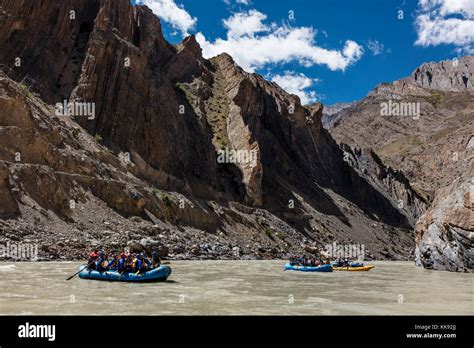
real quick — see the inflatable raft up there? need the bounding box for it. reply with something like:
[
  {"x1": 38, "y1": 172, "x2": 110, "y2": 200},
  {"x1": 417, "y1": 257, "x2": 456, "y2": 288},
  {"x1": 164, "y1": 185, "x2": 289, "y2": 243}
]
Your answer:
[
  {"x1": 332, "y1": 265, "x2": 374, "y2": 271},
  {"x1": 284, "y1": 263, "x2": 333, "y2": 272},
  {"x1": 78, "y1": 265, "x2": 172, "y2": 282}
]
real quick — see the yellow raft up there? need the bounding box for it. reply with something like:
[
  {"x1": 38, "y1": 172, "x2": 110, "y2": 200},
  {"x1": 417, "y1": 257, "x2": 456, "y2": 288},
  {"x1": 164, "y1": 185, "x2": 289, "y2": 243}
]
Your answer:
[{"x1": 332, "y1": 265, "x2": 375, "y2": 271}]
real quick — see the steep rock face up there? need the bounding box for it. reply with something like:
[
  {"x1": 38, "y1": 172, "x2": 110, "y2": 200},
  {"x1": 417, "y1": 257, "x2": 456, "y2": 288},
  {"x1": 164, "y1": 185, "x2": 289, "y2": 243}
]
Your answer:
[
  {"x1": 415, "y1": 178, "x2": 474, "y2": 272},
  {"x1": 212, "y1": 54, "x2": 412, "y2": 229},
  {"x1": 0, "y1": 0, "x2": 418, "y2": 260},
  {"x1": 1, "y1": 0, "x2": 222, "y2": 200},
  {"x1": 0, "y1": 162, "x2": 19, "y2": 218},
  {"x1": 340, "y1": 145, "x2": 427, "y2": 224},
  {"x1": 70, "y1": 1, "x2": 221, "y2": 199},
  {"x1": 0, "y1": 0, "x2": 102, "y2": 102},
  {"x1": 322, "y1": 102, "x2": 356, "y2": 128},
  {"x1": 213, "y1": 54, "x2": 263, "y2": 206},
  {"x1": 412, "y1": 56, "x2": 474, "y2": 92}
]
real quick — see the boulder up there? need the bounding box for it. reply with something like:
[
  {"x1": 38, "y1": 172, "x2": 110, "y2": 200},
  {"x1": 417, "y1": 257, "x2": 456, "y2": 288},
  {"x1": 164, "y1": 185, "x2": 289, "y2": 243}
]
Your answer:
[
  {"x1": 139, "y1": 238, "x2": 161, "y2": 253},
  {"x1": 303, "y1": 244, "x2": 320, "y2": 255},
  {"x1": 127, "y1": 241, "x2": 143, "y2": 253},
  {"x1": 156, "y1": 246, "x2": 169, "y2": 257}
]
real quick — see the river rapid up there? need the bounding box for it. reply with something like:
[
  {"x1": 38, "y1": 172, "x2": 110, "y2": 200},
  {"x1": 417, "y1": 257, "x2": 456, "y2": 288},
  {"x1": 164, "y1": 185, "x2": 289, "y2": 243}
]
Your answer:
[{"x1": 0, "y1": 261, "x2": 472, "y2": 315}]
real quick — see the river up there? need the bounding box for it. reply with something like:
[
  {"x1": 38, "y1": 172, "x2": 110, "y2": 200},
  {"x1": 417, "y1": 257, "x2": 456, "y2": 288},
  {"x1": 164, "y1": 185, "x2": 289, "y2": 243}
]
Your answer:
[{"x1": 0, "y1": 261, "x2": 472, "y2": 315}]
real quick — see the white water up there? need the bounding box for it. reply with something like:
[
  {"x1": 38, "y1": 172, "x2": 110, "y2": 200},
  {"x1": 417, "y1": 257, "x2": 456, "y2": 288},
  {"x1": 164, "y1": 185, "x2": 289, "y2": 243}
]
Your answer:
[{"x1": 0, "y1": 261, "x2": 472, "y2": 315}]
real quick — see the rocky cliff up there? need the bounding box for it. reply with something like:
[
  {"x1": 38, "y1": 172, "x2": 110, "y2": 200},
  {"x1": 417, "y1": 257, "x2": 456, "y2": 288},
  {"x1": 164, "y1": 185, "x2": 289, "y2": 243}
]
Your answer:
[
  {"x1": 339, "y1": 144, "x2": 428, "y2": 225},
  {"x1": 415, "y1": 177, "x2": 473, "y2": 272},
  {"x1": 326, "y1": 57, "x2": 474, "y2": 272},
  {"x1": 413, "y1": 56, "x2": 474, "y2": 92},
  {"x1": 0, "y1": 0, "x2": 417, "y2": 260},
  {"x1": 322, "y1": 102, "x2": 356, "y2": 128}
]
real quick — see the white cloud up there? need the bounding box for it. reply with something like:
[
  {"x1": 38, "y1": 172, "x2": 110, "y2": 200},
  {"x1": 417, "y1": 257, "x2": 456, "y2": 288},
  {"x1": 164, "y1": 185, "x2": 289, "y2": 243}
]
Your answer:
[
  {"x1": 271, "y1": 71, "x2": 320, "y2": 105},
  {"x1": 139, "y1": 0, "x2": 197, "y2": 36},
  {"x1": 419, "y1": 0, "x2": 474, "y2": 17},
  {"x1": 455, "y1": 45, "x2": 474, "y2": 55},
  {"x1": 223, "y1": 9, "x2": 267, "y2": 38},
  {"x1": 367, "y1": 40, "x2": 385, "y2": 55},
  {"x1": 196, "y1": 10, "x2": 363, "y2": 72},
  {"x1": 223, "y1": 0, "x2": 251, "y2": 5},
  {"x1": 415, "y1": 0, "x2": 474, "y2": 52}
]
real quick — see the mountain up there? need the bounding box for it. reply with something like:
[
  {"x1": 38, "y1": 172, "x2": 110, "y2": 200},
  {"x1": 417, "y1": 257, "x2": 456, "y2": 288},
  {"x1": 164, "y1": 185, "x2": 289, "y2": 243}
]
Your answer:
[
  {"x1": 326, "y1": 57, "x2": 474, "y2": 272},
  {"x1": 327, "y1": 57, "x2": 473, "y2": 200},
  {"x1": 0, "y1": 0, "x2": 416, "y2": 261},
  {"x1": 322, "y1": 102, "x2": 356, "y2": 128},
  {"x1": 412, "y1": 57, "x2": 474, "y2": 92}
]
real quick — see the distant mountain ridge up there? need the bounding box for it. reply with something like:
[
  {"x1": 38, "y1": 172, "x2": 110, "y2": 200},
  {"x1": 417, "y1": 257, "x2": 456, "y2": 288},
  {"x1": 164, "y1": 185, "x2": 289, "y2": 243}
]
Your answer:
[
  {"x1": 412, "y1": 56, "x2": 474, "y2": 92},
  {"x1": 326, "y1": 56, "x2": 474, "y2": 272},
  {"x1": 322, "y1": 102, "x2": 356, "y2": 128}
]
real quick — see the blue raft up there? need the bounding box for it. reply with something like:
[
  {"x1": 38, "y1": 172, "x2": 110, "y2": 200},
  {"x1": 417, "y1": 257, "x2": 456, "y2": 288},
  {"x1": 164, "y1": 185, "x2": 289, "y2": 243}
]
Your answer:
[
  {"x1": 284, "y1": 263, "x2": 333, "y2": 272},
  {"x1": 78, "y1": 265, "x2": 172, "y2": 282}
]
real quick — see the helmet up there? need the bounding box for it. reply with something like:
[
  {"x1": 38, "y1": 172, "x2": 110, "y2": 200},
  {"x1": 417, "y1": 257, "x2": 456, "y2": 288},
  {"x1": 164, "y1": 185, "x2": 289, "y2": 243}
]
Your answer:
[
  {"x1": 120, "y1": 252, "x2": 126, "y2": 259},
  {"x1": 98, "y1": 251, "x2": 105, "y2": 257},
  {"x1": 152, "y1": 251, "x2": 159, "y2": 256},
  {"x1": 89, "y1": 252, "x2": 98, "y2": 258},
  {"x1": 137, "y1": 253, "x2": 144, "y2": 259}
]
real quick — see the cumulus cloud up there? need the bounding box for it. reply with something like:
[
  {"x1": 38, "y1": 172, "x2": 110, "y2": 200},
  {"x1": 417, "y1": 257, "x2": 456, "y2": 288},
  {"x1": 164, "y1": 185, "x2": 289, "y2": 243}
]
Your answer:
[
  {"x1": 367, "y1": 40, "x2": 385, "y2": 55},
  {"x1": 419, "y1": 0, "x2": 474, "y2": 17},
  {"x1": 138, "y1": 0, "x2": 197, "y2": 36},
  {"x1": 271, "y1": 71, "x2": 320, "y2": 105},
  {"x1": 196, "y1": 10, "x2": 363, "y2": 72},
  {"x1": 415, "y1": 0, "x2": 474, "y2": 53},
  {"x1": 223, "y1": 9, "x2": 268, "y2": 38}
]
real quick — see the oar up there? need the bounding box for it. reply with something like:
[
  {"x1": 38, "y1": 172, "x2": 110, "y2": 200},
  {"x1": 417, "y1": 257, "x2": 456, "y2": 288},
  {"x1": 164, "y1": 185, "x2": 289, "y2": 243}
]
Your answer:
[{"x1": 66, "y1": 262, "x2": 93, "y2": 281}]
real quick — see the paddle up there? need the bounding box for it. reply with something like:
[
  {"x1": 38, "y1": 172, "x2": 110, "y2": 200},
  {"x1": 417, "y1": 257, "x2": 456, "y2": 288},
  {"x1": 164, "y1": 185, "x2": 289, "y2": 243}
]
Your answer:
[{"x1": 66, "y1": 262, "x2": 94, "y2": 281}]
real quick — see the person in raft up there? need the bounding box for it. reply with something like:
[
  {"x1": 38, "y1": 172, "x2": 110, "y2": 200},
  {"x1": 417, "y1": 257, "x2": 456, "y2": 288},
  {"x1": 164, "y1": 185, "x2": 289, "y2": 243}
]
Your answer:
[
  {"x1": 87, "y1": 251, "x2": 99, "y2": 270},
  {"x1": 334, "y1": 259, "x2": 350, "y2": 267},
  {"x1": 117, "y1": 252, "x2": 128, "y2": 273},
  {"x1": 289, "y1": 255, "x2": 327, "y2": 267},
  {"x1": 151, "y1": 251, "x2": 161, "y2": 268},
  {"x1": 105, "y1": 254, "x2": 119, "y2": 271},
  {"x1": 95, "y1": 251, "x2": 109, "y2": 272},
  {"x1": 128, "y1": 253, "x2": 138, "y2": 271},
  {"x1": 87, "y1": 250, "x2": 157, "y2": 273},
  {"x1": 134, "y1": 253, "x2": 151, "y2": 274}
]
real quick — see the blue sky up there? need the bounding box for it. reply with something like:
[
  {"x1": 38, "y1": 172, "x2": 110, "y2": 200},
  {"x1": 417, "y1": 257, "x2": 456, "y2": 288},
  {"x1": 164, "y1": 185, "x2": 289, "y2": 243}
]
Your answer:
[{"x1": 133, "y1": 0, "x2": 473, "y2": 105}]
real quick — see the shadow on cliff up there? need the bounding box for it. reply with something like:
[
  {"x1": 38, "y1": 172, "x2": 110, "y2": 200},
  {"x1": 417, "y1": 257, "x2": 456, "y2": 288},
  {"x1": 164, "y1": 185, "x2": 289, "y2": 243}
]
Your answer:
[
  {"x1": 262, "y1": 175, "x2": 351, "y2": 238},
  {"x1": 318, "y1": 128, "x2": 413, "y2": 230}
]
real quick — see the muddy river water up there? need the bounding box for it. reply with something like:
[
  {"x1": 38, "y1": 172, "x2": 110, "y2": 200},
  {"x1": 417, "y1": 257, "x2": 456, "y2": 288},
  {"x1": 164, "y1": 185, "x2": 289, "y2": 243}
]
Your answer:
[{"x1": 0, "y1": 261, "x2": 472, "y2": 315}]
